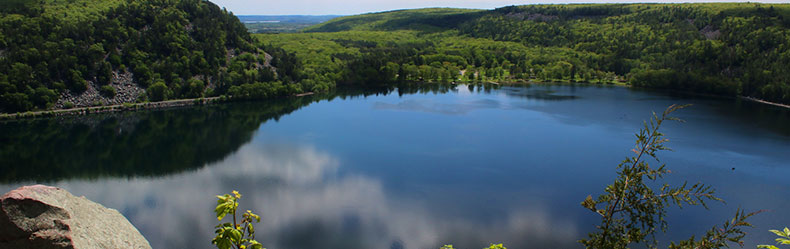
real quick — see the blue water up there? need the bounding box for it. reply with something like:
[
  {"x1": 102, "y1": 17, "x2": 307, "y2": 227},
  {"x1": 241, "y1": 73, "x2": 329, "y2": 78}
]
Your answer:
[{"x1": 1, "y1": 84, "x2": 788, "y2": 249}]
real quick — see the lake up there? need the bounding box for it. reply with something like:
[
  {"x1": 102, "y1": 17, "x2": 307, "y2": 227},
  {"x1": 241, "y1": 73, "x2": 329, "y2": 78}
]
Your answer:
[{"x1": 1, "y1": 83, "x2": 788, "y2": 249}]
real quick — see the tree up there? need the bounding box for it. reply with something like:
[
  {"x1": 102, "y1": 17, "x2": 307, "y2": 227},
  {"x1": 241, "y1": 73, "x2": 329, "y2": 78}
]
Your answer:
[
  {"x1": 96, "y1": 61, "x2": 113, "y2": 85},
  {"x1": 147, "y1": 80, "x2": 171, "y2": 101},
  {"x1": 580, "y1": 104, "x2": 756, "y2": 249},
  {"x1": 32, "y1": 87, "x2": 57, "y2": 109}
]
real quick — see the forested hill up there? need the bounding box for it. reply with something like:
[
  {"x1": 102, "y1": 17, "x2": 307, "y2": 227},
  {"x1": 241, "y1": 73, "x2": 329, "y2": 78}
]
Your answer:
[
  {"x1": 0, "y1": 0, "x2": 303, "y2": 113},
  {"x1": 4, "y1": 3, "x2": 790, "y2": 113},
  {"x1": 286, "y1": 4, "x2": 790, "y2": 105}
]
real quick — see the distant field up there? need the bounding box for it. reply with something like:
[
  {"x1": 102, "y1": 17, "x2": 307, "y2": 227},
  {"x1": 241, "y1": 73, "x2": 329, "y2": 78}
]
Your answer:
[{"x1": 238, "y1": 15, "x2": 342, "y2": 33}]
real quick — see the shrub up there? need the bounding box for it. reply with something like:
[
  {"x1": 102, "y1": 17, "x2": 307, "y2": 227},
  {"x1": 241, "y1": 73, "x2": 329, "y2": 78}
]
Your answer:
[
  {"x1": 147, "y1": 80, "x2": 171, "y2": 102},
  {"x1": 100, "y1": 85, "x2": 116, "y2": 98}
]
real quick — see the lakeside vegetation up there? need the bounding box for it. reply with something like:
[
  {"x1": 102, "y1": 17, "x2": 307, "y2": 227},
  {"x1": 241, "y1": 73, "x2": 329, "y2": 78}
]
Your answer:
[
  {"x1": 259, "y1": 3, "x2": 790, "y2": 105},
  {"x1": 3, "y1": 2, "x2": 790, "y2": 113}
]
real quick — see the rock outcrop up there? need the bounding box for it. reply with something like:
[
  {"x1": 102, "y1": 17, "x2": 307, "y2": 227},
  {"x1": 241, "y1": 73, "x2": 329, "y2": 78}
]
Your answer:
[
  {"x1": 55, "y1": 70, "x2": 145, "y2": 109},
  {"x1": 0, "y1": 185, "x2": 151, "y2": 249}
]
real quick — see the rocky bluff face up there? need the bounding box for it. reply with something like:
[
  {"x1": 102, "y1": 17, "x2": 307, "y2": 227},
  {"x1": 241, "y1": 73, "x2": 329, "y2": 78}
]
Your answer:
[{"x1": 0, "y1": 185, "x2": 151, "y2": 249}]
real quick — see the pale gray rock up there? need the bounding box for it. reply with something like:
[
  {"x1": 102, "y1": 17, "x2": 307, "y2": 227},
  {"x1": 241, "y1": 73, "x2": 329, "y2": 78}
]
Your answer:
[{"x1": 0, "y1": 185, "x2": 151, "y2": 249}]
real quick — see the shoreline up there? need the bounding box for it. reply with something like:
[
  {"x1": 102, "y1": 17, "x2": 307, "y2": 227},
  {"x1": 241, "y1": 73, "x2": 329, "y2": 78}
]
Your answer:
[
  {"x1": 0, "y1": 97, "x2": 222, "y2": 121},
  {"x1": 0, "y1": 92, "x2": 318, "y2": 121},
  {"x1": 739, "y1": 96, "x2": 790, "y2": 109},
  {"x1": 4, "y1": 86, "x2": 786, "y2": 121}
]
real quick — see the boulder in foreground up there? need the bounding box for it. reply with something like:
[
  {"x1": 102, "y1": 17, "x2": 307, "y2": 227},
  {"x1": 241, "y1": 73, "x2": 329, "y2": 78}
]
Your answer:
[{"x1": 0, "y1": 185, "x2": 151, "y2": 249}]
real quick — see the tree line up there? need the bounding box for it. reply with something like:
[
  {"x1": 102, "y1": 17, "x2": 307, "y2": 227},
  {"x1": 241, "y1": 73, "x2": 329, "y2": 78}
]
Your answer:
[{"x1": 265, "y1": 3, "x2": 790, "y2": 105}]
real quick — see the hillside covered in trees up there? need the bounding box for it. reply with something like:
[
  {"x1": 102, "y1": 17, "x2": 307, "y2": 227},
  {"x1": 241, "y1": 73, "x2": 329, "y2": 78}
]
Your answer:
[
  {"x1": 0, "y1": 0, "x2": 306, "y2": 113},
  {"x1": 3, "y1": 2, "x2": 790, "y2": 113},
  {"x1": 259, "y1": 3, "x2": 790, "y2": 105}
]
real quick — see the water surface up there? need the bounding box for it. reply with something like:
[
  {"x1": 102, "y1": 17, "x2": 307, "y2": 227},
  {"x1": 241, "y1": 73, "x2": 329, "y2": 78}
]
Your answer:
[{"x1": 1, "y1": 84, "x2": 788, "y2": 249}]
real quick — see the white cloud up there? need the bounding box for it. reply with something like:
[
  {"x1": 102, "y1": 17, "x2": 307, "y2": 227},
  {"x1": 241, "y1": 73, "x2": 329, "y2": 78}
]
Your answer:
[{"x1": 0, "y1": 141, "x2": 579, "y2": 249}]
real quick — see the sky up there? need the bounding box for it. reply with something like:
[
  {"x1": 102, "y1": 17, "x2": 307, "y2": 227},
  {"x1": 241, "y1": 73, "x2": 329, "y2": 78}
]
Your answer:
[{"x1": 209, "y1": 0, "x2": 789, "y2": 15}]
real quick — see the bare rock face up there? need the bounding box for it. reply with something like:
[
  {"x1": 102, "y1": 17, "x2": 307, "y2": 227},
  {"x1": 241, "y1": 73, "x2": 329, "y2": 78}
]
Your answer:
[{"x1": 0, "y1": 185, "x2": 151, "y2": 249}]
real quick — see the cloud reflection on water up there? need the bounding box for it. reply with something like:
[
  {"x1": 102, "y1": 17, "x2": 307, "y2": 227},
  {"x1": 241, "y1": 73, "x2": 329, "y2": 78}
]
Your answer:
[
  {"x1": 1, "y1": 140, "x2": 578, "y2": 249},
  {"x1": 373, "y1": 98, "x2": 503, "y2": 115}
]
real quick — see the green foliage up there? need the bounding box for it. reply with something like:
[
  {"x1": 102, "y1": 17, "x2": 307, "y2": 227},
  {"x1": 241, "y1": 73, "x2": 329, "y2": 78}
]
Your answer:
[
  {"x1": 147, "y1": 81, "x2": 171, "y2": 102},
  {"x1": 759, "y1": 227, "x2": 790, "y2": 249},
  {"x1": 438, "y1": 243, "x2": 506, "y2": 249},
  {"x1": 580, "y1": 104, "x2": 755, "y2": 248},
  {"x1": 0, "y1": 0, "x2": 306, "y2": 113},
  {"x1": 256, "y1": 30, "x2": 595, "y2": 86},
  {"x1": 485, "y1": 244, "x2": 506, "y2": 249},
  {"x1": 5, "y1": 2, "x2": 790, "y2": 113},
  {"x1": 668, "y1": 209, "x2": 757, "y2": 248},
  {"x1": 265, "y1": 3, "x2": 790, "y2": 105},
  {"x1": 99, "y1": 85, "x2": 116, "y2": 98},
  {"x1": 213, "y1": 190, "x2": 264, "y2": 249},
  {"x1": 32, "y1": 87, "x2": 56, "y2": 109}
]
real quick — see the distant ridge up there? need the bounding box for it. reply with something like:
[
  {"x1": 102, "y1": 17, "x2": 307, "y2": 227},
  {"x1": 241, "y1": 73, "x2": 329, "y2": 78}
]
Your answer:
[{"x1": 237, "y1": 15, "x2": 342, "y2": 24}]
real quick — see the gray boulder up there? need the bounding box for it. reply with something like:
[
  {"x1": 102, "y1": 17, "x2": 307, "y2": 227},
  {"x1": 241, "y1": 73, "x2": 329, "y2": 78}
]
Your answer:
[{"x1": 0, "y1": 185, "x2": 151, "y2": 249}]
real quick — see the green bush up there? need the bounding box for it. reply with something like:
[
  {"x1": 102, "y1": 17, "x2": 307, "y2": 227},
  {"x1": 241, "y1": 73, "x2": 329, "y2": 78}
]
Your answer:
[
  {"x1": 32, "y1": 87, "x2": 57, "y2": 109},
  {"x1": 100, "y1": 85, "x2": 116, "y2": 98},
  {"x1": 147, "y1": 80, "x2": 171, "y2": 102}
]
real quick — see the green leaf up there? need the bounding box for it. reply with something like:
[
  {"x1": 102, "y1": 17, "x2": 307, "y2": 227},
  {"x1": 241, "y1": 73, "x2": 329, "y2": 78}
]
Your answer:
[
  {"x1": 757, "y1": 245, "x2": 779, "y2": 249},
  {"x1": 216, "y1": 238, "x2": 232, "y2": 249},
  {"x1": 485, "y1": 243, "x2": 506, "y2": 249},
  {"x1": 581, "y1": 195, "x2": 596, "y2": 212},
  {"x1": 230, "y1": 228, "x2": 243, "y2": 242},
  {"x1": 249, "y1": 240, "x2": 263, "y2": 249}
]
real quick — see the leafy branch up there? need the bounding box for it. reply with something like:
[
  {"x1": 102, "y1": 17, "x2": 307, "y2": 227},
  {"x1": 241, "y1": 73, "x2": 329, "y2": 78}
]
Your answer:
[
  {"x1": 212, "y1": 190, "x2": 264, "y2": 249},
  {"x1": 670, "y1": 209, "x2": 760, "y2": 248},
  {"x1": 579, "y1": 104, "x2": 756, "y2": 249},
  {"x1": 758, "y1": 227, "x2": 790, "y2": 249}
]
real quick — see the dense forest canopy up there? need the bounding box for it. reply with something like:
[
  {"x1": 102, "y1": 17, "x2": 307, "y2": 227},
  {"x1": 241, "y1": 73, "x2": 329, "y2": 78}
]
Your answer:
[
  {"x1": 2, "y1": 2, "x2": 790, "y2": 113},
  {"x1": 0, "y1": 0, "x2": 306, "y2": 113},
  {"x1": 261, "y1": 3, "x2": 790, "y2": 105}
]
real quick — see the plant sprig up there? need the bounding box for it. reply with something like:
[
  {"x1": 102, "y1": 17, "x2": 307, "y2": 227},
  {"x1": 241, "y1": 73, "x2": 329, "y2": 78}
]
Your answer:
[{"x1": 212, "y1": 190, "x2": 264, "y2": 249}]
